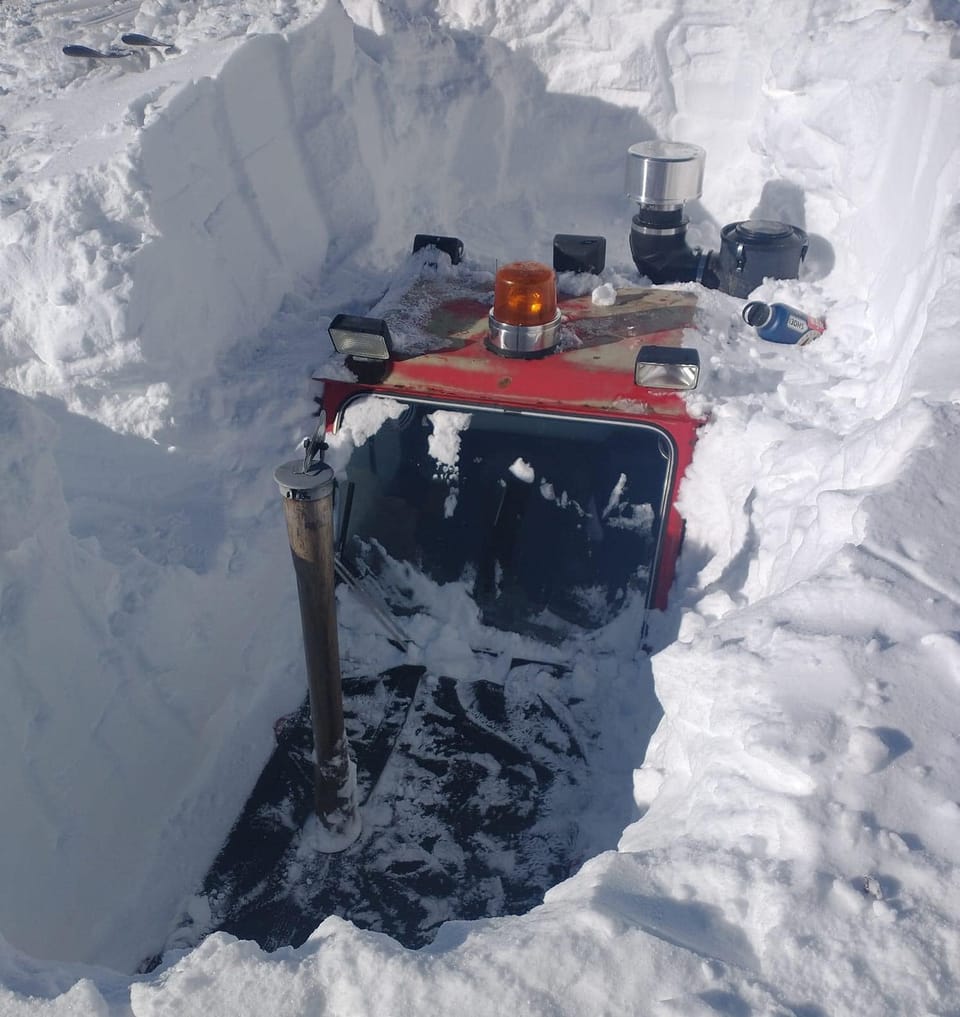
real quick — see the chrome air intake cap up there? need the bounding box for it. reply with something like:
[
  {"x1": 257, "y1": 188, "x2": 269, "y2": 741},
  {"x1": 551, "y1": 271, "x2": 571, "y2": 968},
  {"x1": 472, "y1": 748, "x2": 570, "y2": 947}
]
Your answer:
[{"x1": 626, "y1": 141, "x2": 706, "y2": 209}]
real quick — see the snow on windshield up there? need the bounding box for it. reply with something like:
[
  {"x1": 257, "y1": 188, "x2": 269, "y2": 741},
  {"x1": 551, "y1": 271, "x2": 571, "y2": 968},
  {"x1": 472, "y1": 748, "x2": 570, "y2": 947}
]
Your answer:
[
  {"x1": 324, "y1": 396, "x2": 408, "y2": 475},
  {"x1": 426, "y1": 408, "x2": 471, "y2": 472},
  {"x1": 508, "y1": 457, "x2": 535, "y2": 483},
  {"x1": 336, "y1": 397, "x2": 669, "y2": 637},
  {"x1": 425, "y1": 409, "x2": 472, "y2": 517},
  {"x1": 602, "y1": 473, "x2": 655, "y2": 533}
]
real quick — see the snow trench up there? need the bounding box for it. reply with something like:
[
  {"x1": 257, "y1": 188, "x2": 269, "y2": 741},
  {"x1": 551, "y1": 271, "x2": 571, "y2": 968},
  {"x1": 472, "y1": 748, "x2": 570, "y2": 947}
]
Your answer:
[
  {"x1": 0, "y1": 1, "x2": 959, "y2": 1013},
  {"x1": 0, "y1": 1, "x2": 666, "y2": 972}
]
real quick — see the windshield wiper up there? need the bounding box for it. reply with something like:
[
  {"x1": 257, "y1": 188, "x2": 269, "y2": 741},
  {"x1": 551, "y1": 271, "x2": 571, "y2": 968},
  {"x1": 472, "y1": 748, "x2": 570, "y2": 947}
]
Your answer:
[{"x1": 334, "y1": 554, "x2": 411, "y2": 650}]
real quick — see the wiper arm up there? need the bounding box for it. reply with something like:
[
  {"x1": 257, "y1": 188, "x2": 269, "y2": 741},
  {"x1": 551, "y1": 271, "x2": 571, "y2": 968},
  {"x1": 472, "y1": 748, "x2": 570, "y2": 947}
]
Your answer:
[
  {"x1": 333, "y1": 477, "x2": 409, "y2": 648},
  {"x1": 334, "y1": 554, "x2": 411, "y2": 650}
]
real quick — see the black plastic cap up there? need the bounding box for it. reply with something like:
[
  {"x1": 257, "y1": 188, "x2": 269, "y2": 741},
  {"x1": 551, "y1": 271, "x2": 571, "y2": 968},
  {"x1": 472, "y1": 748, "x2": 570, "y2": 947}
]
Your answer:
[
  {"x1": 553, "y1": 234, "x2": 607, "y2": 275},
  {"x1": 412, "y1": 234, "x2": 464, "y2": 265}
]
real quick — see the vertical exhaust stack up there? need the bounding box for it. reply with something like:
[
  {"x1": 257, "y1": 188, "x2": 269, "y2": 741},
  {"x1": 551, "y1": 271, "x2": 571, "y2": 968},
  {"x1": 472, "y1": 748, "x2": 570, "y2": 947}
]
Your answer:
[{"x1": 275, "y1": 438, "x2": 361, "y2": 851}]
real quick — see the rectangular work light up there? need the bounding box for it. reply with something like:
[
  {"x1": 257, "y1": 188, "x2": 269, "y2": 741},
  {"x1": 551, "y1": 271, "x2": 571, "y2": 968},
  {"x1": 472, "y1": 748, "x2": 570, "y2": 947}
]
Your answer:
[
  {"x1": 634, "y1": 345, "x2": 700, "y2": 390},
  {"x1": 328, "y1": 314, "x2": 393, "y2": 361}
]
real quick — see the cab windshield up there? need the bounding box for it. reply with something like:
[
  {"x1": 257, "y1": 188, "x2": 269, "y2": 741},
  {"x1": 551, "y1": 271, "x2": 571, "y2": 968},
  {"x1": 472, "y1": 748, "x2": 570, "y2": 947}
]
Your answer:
[{"x1": 334, "y1": 396, "x2": 674, "y2": 641}]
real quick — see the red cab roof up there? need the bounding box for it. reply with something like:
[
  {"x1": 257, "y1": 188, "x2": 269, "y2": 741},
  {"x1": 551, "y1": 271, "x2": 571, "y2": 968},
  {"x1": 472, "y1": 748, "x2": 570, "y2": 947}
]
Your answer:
[{"x1": 318, "y1": 279, "x2": 698, "y2": 423}]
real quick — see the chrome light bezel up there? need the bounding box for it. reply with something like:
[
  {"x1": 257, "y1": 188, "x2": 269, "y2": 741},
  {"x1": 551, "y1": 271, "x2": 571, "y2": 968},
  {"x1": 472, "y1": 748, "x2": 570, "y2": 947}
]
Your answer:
[
  {"x1": 328, "y1": 314, "x2": 393, "y2": 361},
  {"x1": 634, "y1": 345, "x2": 700, "y2": 390}
]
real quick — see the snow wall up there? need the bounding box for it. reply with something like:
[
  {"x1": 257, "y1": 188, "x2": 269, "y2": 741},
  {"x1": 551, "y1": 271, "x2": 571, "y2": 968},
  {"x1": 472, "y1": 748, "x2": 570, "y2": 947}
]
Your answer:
[{"x1": 1, "y1": 0, "x2": 959, "y2": 1012}]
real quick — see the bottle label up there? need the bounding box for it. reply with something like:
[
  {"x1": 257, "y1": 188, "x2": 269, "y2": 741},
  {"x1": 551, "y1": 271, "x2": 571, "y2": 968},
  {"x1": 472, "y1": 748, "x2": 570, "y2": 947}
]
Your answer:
[{"x1": 786, "y1": 312, "x2": 826, "y2": 345}]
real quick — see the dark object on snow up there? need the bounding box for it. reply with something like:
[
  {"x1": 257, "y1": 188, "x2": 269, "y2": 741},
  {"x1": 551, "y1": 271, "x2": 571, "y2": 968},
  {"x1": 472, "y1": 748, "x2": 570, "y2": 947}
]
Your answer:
[
  {"x1": 412, "y1": 234, "x2": 464, "y2": 265},
  {"x1": 862, "y1": 875, "x2": 883, "y2": 900},
  {"x1": 121, "y1": 33, "x2": 180, "y2": 54},
  {"x1": 742, "y1": 300, "x2": 825, "y2": 345},
  {"x1": 553, "y1": 234, "x2": 606, "y2": 275},
  {"x1": 625, "y1": 141, "x2": 808, "y2": 296},
  {"x1": 62, "y1": 44, "x2": 132, "y2": 59},
  {"x1": 709, "y1": 220, "x2": 809, "y2": 298}
]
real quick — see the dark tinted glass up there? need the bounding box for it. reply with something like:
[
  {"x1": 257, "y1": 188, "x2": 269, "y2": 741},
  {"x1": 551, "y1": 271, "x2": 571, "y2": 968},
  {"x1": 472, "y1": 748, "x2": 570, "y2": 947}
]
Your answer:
[{"x1": 337, "y1": 397, "x2": 672, "y2": 640}]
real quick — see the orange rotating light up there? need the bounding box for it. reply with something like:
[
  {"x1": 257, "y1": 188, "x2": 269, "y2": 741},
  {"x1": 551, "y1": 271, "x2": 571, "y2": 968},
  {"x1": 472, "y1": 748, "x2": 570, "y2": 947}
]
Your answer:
[
  {"x1": 492, "y1": 261, "x2": 558, "y2": 326},
  {"x1": 488, "y1": 261, "x2": 562, "y2": 358}
]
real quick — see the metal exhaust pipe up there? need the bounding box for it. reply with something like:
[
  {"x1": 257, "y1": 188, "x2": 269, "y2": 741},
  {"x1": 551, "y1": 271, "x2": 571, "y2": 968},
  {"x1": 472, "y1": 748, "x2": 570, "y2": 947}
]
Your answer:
[{"x1": 275, "y1": 450, "x2": 361, "y2": 851}]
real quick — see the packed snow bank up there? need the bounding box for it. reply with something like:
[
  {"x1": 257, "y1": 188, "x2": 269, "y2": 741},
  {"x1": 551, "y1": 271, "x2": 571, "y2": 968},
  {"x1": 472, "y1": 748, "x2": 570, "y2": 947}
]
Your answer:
[
  {"x1": 1, "y1": 0, "x2": 650, "y2": 441},
  {"x1": 3, "y1": 0, "x2": 659, "y2": 973},
  {"x1": 1, "y1": 0, "x2": 959, "y2": 1013},
  {"x1": 1, "y1": 5, "x2": 352, "y2": 439}
]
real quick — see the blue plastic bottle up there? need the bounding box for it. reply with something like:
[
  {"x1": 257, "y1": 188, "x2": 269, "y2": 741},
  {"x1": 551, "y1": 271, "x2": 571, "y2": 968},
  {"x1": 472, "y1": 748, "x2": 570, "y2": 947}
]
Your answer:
[{"x1": 742, "y1": 301, "x2": 826, "y2": 345}]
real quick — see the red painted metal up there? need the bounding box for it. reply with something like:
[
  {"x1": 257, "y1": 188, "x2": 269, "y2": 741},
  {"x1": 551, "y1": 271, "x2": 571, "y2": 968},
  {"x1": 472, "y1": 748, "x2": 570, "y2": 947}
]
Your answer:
[{"x1": 317, "y1": 279, "x2": 704, "y2": 611}]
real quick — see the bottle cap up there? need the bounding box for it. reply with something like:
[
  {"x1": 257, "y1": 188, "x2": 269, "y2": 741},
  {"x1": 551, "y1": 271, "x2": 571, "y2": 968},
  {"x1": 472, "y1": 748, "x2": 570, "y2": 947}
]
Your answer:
[{"x1": 742, "y1": 301, "x2": 773, "y2": 329}]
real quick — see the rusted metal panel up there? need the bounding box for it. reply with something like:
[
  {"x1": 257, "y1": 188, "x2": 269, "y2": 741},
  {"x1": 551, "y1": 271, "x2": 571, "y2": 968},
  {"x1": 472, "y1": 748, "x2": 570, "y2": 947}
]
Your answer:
[{"x1": 330, "y1": 284, "x2": 698, "y2": 420}]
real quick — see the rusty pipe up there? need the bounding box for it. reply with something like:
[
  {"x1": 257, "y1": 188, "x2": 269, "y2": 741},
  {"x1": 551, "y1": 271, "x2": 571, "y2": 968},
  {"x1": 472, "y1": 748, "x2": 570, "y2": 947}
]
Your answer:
[{"x1": 275, "y1": 458, "x2": 360, "y2": 849}]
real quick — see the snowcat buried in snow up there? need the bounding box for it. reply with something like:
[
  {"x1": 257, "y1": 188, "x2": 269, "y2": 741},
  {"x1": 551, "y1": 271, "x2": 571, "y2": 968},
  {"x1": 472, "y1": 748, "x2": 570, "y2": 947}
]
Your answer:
[
  {"x1": 321, "y1": 240, "x2": 701, "y2": 634},
  {"x1": 155, "y1": 232, "x2": 707, "y2": 966},
  {"x1": 150, "y1": 139, "x2": 820, "y2": 967}
]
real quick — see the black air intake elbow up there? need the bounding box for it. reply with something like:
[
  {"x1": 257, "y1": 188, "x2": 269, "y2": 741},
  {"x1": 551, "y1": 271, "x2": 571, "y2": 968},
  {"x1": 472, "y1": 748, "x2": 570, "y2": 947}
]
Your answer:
[{"x1": 629, "y1": 206, "x2": 707, "y2": 285}]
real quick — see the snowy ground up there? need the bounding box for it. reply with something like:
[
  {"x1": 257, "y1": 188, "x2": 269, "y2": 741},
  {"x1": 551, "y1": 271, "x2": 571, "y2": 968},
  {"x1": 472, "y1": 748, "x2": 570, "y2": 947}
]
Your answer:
[{"x1": 1, "y1": 0, "x2": 960, "y2": 1013}]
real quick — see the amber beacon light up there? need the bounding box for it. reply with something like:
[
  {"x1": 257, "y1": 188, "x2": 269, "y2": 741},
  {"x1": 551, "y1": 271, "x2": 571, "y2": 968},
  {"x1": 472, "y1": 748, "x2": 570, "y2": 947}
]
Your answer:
[{"x1": 487, "y1": 261, "x2": 562, "y2": 358}]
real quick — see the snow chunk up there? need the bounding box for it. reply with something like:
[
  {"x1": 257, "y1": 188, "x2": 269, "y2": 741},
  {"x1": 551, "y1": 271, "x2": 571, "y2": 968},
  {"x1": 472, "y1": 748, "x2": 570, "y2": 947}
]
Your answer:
[
  {"x1": 427, "y1": 410, "x2": 472, "y2": 471},
  {"x1": 508, "y1": 458, "x2": 535, "y2": 483},
  {"x1": 325, "y1": 397, "x2": 408, "y2": 475}
]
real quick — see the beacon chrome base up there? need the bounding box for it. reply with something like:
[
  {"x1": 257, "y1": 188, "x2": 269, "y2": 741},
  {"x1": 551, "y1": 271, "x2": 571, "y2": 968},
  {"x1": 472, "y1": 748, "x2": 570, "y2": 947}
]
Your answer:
[{"x1": 486, "y1": 308, "x2": 563, "y2": 358}]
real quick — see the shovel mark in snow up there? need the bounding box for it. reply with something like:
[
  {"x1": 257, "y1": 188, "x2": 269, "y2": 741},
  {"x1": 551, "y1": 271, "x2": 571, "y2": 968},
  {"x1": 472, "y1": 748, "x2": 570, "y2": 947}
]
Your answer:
[{"x1": 847, "y1": 725, "x2": 913, "y2": 774}]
